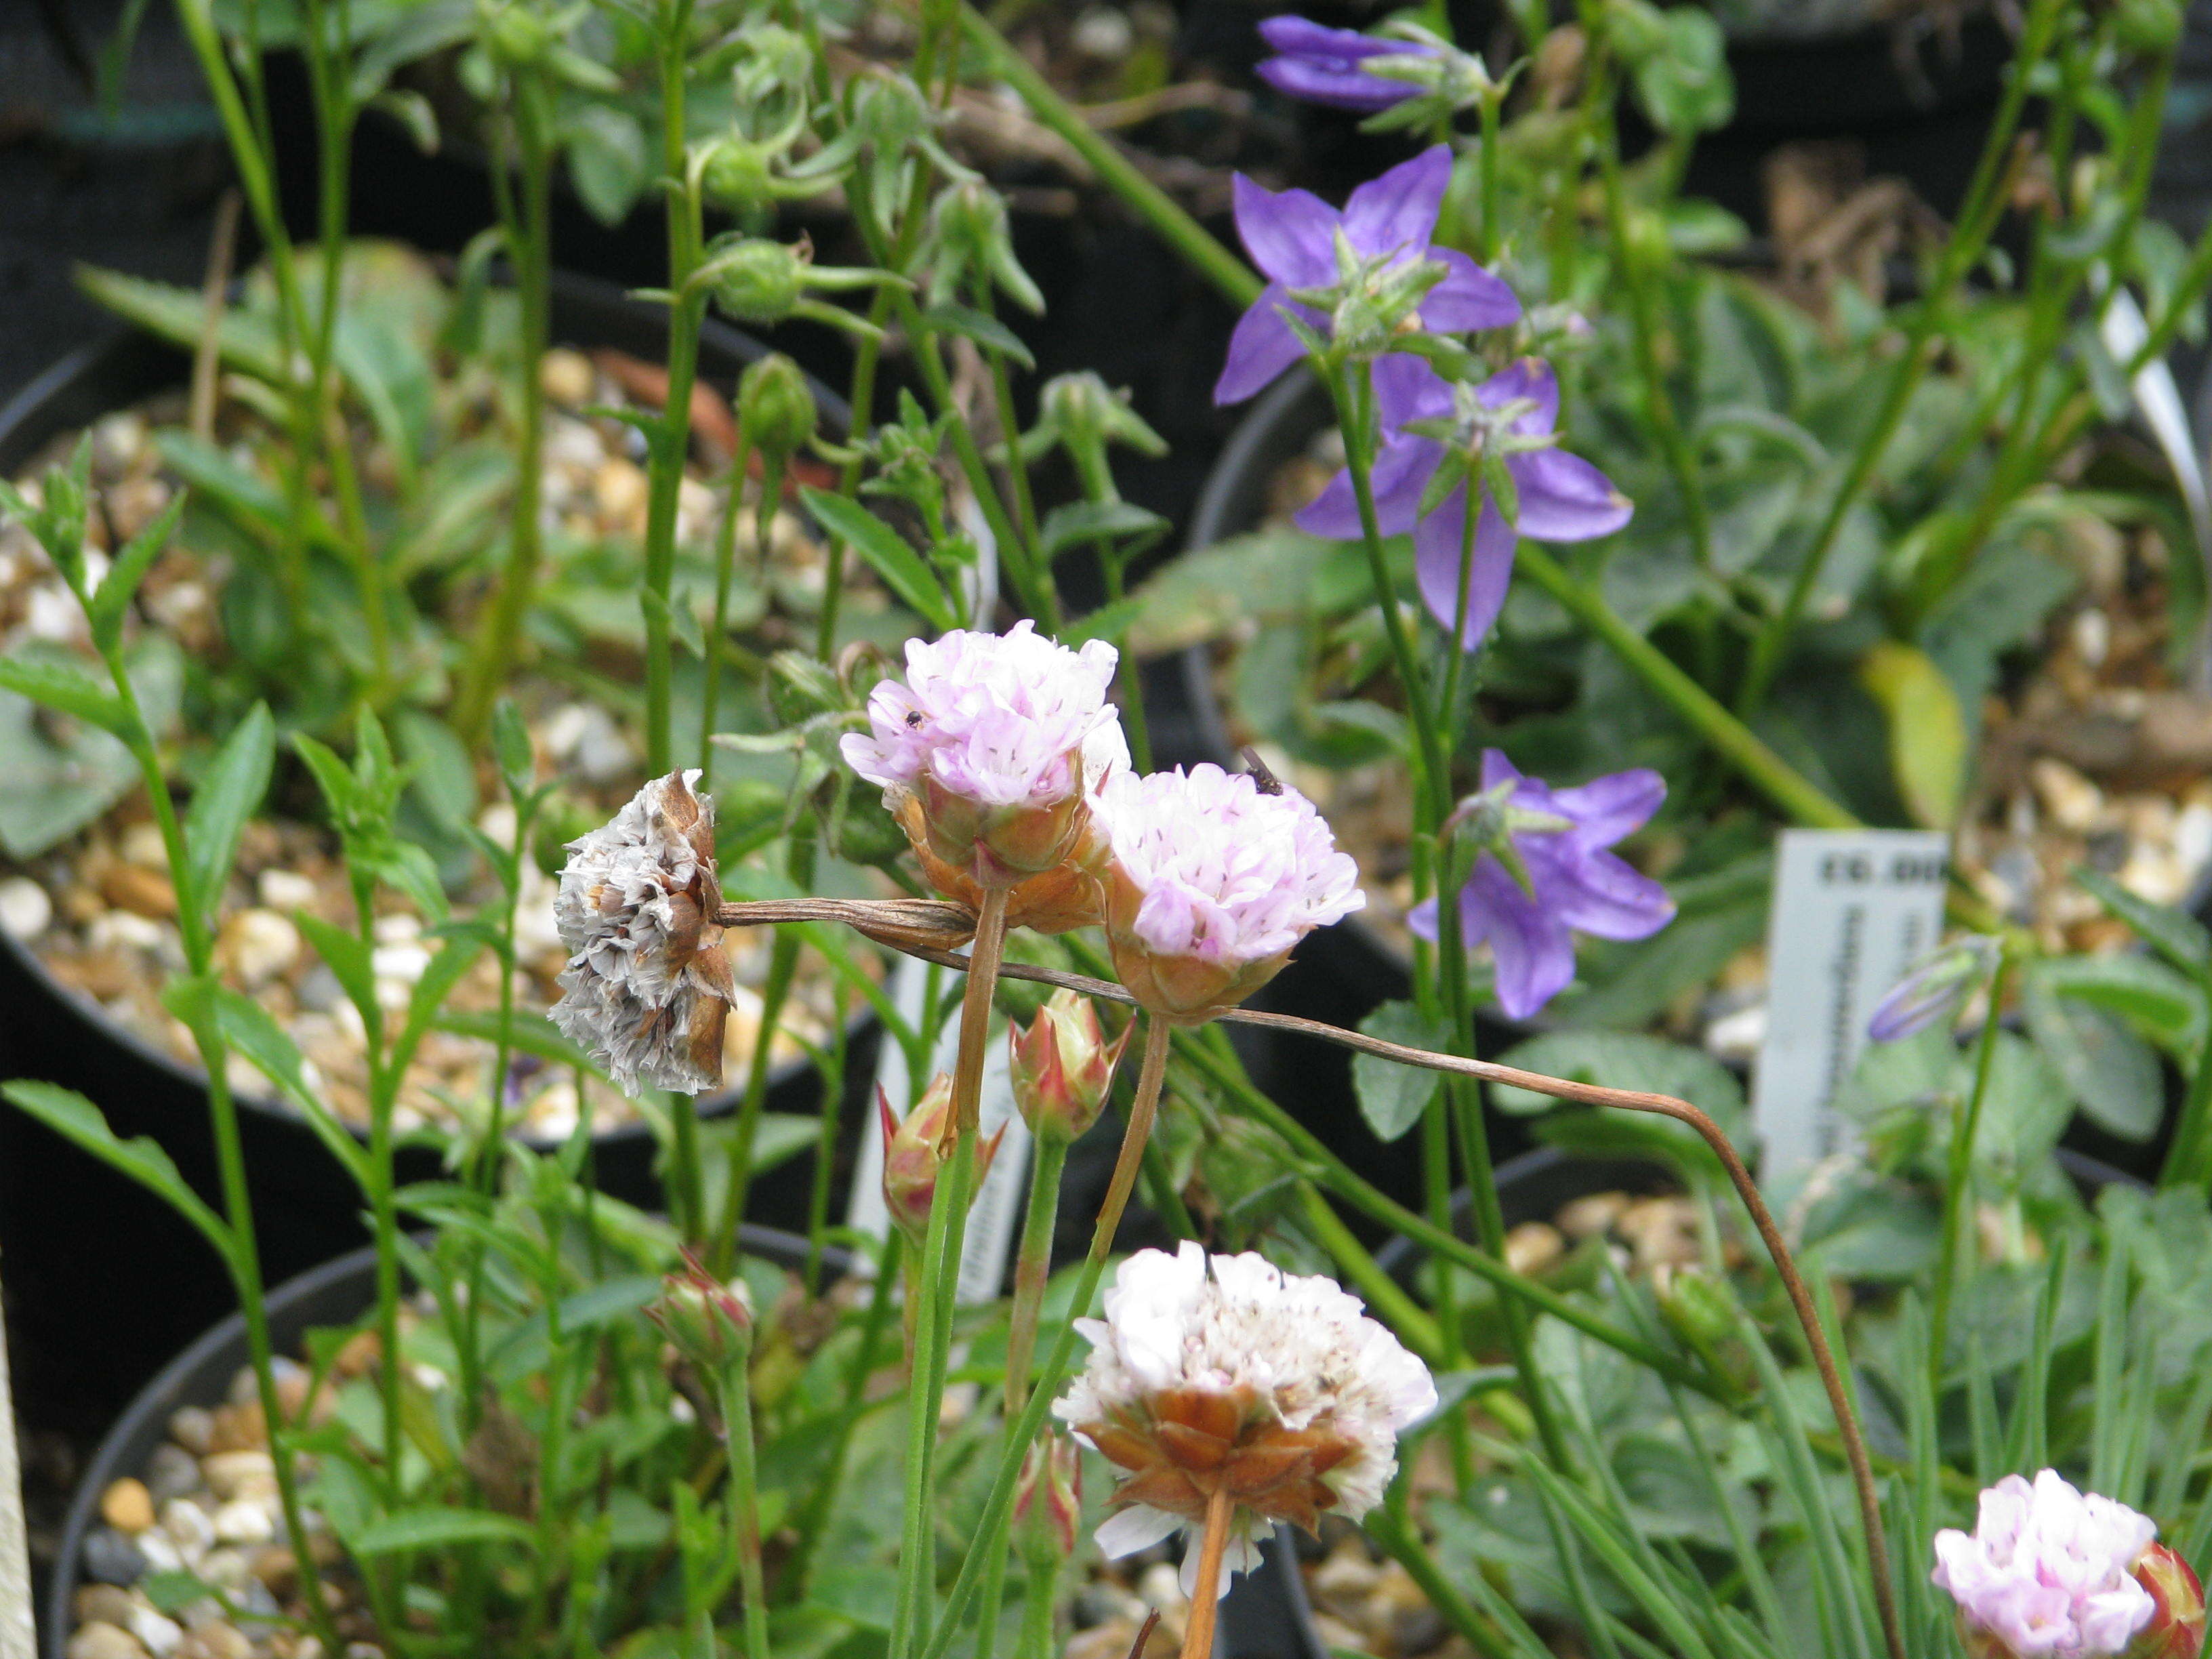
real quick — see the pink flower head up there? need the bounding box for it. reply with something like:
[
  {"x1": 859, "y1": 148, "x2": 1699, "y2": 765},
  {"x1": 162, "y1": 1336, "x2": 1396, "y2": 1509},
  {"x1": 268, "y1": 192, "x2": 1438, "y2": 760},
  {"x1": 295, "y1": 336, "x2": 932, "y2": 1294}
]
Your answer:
[
  {"x1": 1932, "y1": 1471, "x2": 2160, "y2": 1658},
  {"x1": 841, "y1": 621, "x2": 1130, "y2": 894},
  {"x1": 1092, "y1": 763, "x2": 1361, "y2": 1022}
]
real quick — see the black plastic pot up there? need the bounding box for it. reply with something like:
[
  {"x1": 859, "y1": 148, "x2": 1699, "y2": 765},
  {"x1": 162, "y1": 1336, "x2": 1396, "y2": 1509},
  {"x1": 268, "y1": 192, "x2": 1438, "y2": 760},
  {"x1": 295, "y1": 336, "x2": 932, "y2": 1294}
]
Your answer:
[
  {"x1": 42, "y1": 1225, "x2": 1311, "y2": 1659},
  {"x1": 0, "y1": 268, "x2": 879, "y2": 1427}
]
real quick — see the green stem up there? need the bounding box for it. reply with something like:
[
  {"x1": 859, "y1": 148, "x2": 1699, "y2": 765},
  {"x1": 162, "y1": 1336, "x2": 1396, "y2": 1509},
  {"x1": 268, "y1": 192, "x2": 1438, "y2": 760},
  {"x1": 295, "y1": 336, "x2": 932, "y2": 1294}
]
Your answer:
[
  {"x1": 817, "y1": 302, "x2": 889, "y2": 659},
  {"x1": 2160, "y1": 965, "x2": 2212, "y2": 1188},
  {"x1": 1514, "y1": 545, "x2": 1859, "y2": 830},
  {"x1": 1298, "y1": 1181, "x2": 1443, "y2": 1359},
  {"x1": 720, "y1": 1364, "x2": 771, "y2": 1659},
  {"x1": 701, "y1": 440, "x2": 762, "y2": 777},
  {"x1": 644, "y1": 6, "x2": 705, "y2": 774},
  {"x1": 957, "y1": 3, "x2": 1261, "y2": 311},
  {"x1": 1003, "y1": 1134, "x2": 1069, "y2": 1415},
  {"x1": 457, "y1": 83, "x2": 555, "y2": 739},
  {"x1": 1929, "y1": 954, "x2": 2011, "y2": 1396},
  {"x1": 1069, "y1": 445, "x2": 1151, "y2": 770},
  {"x1": 914, "y1": 1017, "x2": 1170, "y2": 1659},
  {"x1": 1734, "y1": 0, "x2": 2068, "y2": 713}
]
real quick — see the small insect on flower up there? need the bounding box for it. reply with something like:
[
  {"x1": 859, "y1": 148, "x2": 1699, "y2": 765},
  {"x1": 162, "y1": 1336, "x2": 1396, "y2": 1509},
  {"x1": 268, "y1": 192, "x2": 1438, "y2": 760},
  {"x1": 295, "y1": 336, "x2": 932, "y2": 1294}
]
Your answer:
[
  {"x1": 1091, "y1": 763, "x2": 1362, "y2": 1023},
  {"x1": 1931, "y1": 1470, "x2": 2203, "y2": 1659},
  {"x1": 550, "y1": 771, "x2": 736, "y2": 1095},
  {"x1": 1054, "y1": 1243, "x2": 1436, "y2": 1601},
  {"x1": 842, "y1": 621, "x2": 1129, "y2": 929}
]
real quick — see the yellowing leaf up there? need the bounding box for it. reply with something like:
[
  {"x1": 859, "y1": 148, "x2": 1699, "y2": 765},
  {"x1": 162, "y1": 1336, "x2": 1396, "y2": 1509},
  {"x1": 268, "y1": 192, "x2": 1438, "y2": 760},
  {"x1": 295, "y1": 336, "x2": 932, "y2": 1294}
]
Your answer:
[{"x1": 1858, "y1": 640, "x2": 1966, "y2": 830}]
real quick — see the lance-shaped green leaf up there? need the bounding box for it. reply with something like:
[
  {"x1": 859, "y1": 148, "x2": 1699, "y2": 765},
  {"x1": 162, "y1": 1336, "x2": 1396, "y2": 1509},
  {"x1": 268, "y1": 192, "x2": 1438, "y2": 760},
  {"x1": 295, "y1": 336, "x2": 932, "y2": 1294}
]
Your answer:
[
  {"x1": 799, "y1": 487, "x2": 958, "y2": 631},
  {"x1": 1, "y1": 1080, "x2": 230, "y2": 1255},
  {"x1": 182, "y1": 703, "x2": 274, "y2": 922}
]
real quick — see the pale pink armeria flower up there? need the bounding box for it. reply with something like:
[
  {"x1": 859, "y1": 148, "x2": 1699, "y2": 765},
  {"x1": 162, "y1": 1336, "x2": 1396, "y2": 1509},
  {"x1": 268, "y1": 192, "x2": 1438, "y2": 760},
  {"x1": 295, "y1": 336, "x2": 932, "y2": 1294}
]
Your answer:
[
  {"x1": 1932, "y1": 1471, "x2": 2163, "y2": 1658},
  {"x1": 1053, "y1": 1242, "x2": 1435, "y2": 1601},
  {"x1": 550, "y1": 771, "x2": 735, "y2": 1095},
  {"x1": 1092, "y1": 763, "x2": 1361, "y2": 1021},
  {"x1": 842, "y1": 621, "x2": 1129, "y2": 921}
]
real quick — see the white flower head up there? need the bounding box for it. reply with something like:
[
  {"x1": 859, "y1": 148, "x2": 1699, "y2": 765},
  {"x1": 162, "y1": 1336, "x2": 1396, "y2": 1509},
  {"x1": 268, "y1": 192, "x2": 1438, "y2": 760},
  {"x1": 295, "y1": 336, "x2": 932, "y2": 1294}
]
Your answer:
[
  {"x1": 1092, "y1": 764, "x2": 1363, "y2": 1021},
  {"x1": 1053, "y1": 1242, "x2": 1436, "y2": 1601},
  {"x1": 1932, "y1": 1471, "x2": 2160, "y2": 1658},
  {"x1": 550, "y1": 771, "x2": 736, "y2": 1095},
  {"x1": 840, "y1": 621, "x2": 1129, "y2": 895}
]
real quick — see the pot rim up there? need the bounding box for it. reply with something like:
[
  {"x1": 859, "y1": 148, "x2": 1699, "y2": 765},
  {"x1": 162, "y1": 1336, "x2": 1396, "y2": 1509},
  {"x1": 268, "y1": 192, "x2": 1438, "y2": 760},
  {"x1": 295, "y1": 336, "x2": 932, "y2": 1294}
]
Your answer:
[
  {"x1": 41, "y1": 1222, "x2": 847, "y2": 1658},
  {"x1": 0, "y1": 264, "x2": 871, "y2": 1151}
]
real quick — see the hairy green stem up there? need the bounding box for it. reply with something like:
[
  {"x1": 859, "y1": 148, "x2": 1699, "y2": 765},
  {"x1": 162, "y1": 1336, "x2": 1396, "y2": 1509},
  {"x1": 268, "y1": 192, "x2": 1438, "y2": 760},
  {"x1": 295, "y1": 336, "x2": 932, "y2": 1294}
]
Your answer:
[
  {"x1": 720, "y1": 1364, "x2": 771, "y2": 1659},
  {"x1": 1929, "y1": 954, "x2": 2011, "y2": 1395},
  {"x1": 1004, "y1": 1133, "x2": 1069, "y2": 1414}
]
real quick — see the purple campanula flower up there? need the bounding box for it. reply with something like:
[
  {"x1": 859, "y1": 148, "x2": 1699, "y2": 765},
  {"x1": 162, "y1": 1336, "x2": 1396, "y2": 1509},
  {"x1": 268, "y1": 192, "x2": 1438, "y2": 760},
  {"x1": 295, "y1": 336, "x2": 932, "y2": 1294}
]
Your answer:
[
  {"x1": 1410, "y1": 750, "x2": 1673, "y2": 1021},
  {"x1": 1255, "y1": 16, "x2": 1436, "y2": 112},
  {"x1": 1866, "y1": 935, "x2": 2000, "y2": 1043},
  {"x1": 1213, "y1": 146, "x2": 1520, "y2": 406},
  {"x1": 1296, "y1": 354, "x2": 1633, "y2": 649}
]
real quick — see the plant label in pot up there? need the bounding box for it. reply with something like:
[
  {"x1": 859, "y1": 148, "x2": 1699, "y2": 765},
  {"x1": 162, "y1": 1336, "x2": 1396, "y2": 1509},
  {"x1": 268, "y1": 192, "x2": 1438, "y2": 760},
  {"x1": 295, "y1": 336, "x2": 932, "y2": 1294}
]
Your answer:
[{"x1": 1753, "y1": 827, "x2": 1948, "y2": 1179}]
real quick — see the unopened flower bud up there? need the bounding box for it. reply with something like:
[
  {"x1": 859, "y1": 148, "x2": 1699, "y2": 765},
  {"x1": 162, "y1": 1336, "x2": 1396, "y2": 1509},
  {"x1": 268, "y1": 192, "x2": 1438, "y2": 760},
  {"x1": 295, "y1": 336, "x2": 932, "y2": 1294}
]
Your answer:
[
  {"x1": 879, "y1": 1077, "x2": 1006, "y2": 1251},
  {"x1": 1015, "y1": 1438, "x2": 1082, "y2": 1560},
  {"x1": 2131, "y1": 1544, "x2": 2206, "y2": 1659},
  {"x1": 711, "y1": 238, "x2": 808, "y2": 326},
  {"x1": 737, "y1": 354, "x2": 817, "y2": 464},
  {"x1": 1653, "y1": 1263, "x2": 1735, "y2": 1351},
  {"x1": 1010, "y1": 990, "x2": 1126, "y2": 1142},
  {"x1": 486, "y1": 4, "x2": 552, "y2": 67},
  {"x1": 648, "y1": 1248, "x2": 754, "y2": 1374},
  {"x1": 1868, "y1": 935, "x2": 1999, "y2": 1044},
  {"x1": 702, "y1": 139, "x2": 777, "y2": 212},
  {"x1": 923, "y1": 180, "x2": 1043, "y2": 314}
]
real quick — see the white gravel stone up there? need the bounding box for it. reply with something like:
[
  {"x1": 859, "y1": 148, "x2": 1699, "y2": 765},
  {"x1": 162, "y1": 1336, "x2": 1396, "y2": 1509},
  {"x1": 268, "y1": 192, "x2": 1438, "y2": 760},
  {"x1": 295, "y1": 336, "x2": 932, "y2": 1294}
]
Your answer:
[
  {"x1": 257, "y1": 869, "x2": 319, "y2": 912},
  {"x1": 211, "y1": 1499, "x2": 274, "y2": 1544},
  {"x1": 0, "y1": 875, "x2": 52, "y2": 939}
]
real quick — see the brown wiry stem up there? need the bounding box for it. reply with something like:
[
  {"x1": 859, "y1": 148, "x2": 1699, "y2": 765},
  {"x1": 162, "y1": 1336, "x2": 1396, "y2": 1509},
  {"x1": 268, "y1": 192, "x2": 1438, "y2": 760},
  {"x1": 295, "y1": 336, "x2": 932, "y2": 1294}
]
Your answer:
[
  {"x1": 1179, "y1": 1484, "x2": 1235, "y2": 1659},
  {"x1": 719, "y1": 899, "x2": 1904, "y2": 1659}
]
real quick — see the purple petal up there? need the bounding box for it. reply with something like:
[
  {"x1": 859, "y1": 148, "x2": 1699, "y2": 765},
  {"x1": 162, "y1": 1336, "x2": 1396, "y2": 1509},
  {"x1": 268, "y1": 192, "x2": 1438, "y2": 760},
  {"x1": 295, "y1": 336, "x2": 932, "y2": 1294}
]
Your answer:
[
  {"x1": 1341, "y1": 146, "x2": 1452, "y2": 261},
  {"x1": 1479, "y1": 749, "x2": 1523, "y2": 794},
  {"x1": 1294, "y1": 430, "x2": 1435, "y2": 539},
  {"x1": 1477, "y1": 358, "x2": 1559, "y2": 436},
  {"x1": 1420, "y1": 250, "x2": 1523, "y2": 333},
  {"x1": 1256, "y1": 56, "x2": 1422, "y2": 112},
  {"x1": 1406, "y1": 895, "x2": 1439, "y2": 941},
  {"x1": 1414, "y1": 490, "x2": 1515, "y2": 650},
  {"x1": 1257, "y1": 16, "x2": 1398, "y2": 58},
  {"x1": 1460, "y1": 858, "x2": 1577, "y2": 1020},
  {"x1": 1547, "y1": 768, "x2": 1666, "y2": 847},
  {"x1": 1527, "y1": 843, "x2": 1675, "y2": 940},
  {"x1": 1507, "y1": 449, "x2": 1633, "y2": 542},
  {"x1": 1231, "y1": 176, "x2": 1340, "y2": 288},
  {"x1": 1372, "y1": 352, "x2": 1455, "y2": 430},
  {"x1": 1214, "y1": 285, "x2": 1315, "y2": 405}
]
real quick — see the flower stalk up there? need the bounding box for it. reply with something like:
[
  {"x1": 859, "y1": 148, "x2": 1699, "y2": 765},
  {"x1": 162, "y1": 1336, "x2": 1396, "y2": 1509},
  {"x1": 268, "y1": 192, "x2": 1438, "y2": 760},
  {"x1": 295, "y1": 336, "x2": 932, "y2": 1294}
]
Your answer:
[{"x1": 1179, "y1": 1486, "x2": 1235, "y2": 1659}]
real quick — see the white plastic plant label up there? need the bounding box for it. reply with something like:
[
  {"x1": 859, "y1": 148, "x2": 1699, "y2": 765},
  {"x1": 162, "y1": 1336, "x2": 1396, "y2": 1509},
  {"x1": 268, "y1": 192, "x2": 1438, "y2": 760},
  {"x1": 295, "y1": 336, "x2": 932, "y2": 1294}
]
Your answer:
[
  {"x1": 846, "y1": 954, "x2": 1031, "y2": 1304},
  {"x1": 1752, "y1": 828, "x2": 1949, "y2": 1182}
]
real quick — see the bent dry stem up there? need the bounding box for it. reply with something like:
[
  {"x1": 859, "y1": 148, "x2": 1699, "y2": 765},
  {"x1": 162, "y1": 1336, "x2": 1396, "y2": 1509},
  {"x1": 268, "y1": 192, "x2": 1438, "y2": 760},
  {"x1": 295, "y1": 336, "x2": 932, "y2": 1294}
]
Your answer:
[{"x1": 717, "y1": 898, "x2": 1904, "y2": 1659}]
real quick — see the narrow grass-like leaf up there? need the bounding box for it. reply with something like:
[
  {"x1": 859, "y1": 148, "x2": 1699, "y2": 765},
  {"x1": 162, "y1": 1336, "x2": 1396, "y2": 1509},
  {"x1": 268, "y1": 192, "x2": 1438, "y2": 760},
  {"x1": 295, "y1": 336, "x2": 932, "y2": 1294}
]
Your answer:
[
  {"x1": 1, "y1": 1080, "x2": 229, "y2": 1254},
  {"x1": 800, "y1": 487, "x2": 957, "y2": 632},
  {"x1": 2090, "y1": 1233, "x2": 2131, "y2": 1495},
  {"x1": 183, "y1": 703, "x2": 273, "y2": 920}
]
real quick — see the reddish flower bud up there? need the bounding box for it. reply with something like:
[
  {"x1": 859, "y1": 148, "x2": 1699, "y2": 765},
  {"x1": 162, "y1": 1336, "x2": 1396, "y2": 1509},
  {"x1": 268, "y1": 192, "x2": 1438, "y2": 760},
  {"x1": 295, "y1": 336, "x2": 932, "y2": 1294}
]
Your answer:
[
  {"x1": 879, "y1": 1076, "x2": 1006, "y2": 1251},
  {"x1": 1015, "y1": 1437, "x2": 1082, "y2": 1560},
  {"x1": 1010, "y1": 990, "x2": 1128, "y2": 1142},
  {"x1": 647, "y1": 1248, "x2": 754, "y2": 1374},
  {"x1": 2131, "y1": 1544, "x2": 2206, "y2": 1659}
]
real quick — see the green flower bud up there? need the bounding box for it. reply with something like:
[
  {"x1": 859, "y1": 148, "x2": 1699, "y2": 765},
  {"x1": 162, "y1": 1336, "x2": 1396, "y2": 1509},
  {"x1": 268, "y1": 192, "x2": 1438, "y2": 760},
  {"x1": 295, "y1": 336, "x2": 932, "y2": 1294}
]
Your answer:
[
  {"x1": 737, "y1": 354, "x2": 817, "y2": 462},
  {"x1": 647, "y1": 1248, "x2": 754, "y2": 1375},
  {"x1": 485, "y1": 4, "x2": 552, "y2": 68},
  {"x1": 710, "y1": 239, "x2": 808, "y2": 326},
  {"x1": 701, "y1": 139, "x2": 776, "y2": 212}
]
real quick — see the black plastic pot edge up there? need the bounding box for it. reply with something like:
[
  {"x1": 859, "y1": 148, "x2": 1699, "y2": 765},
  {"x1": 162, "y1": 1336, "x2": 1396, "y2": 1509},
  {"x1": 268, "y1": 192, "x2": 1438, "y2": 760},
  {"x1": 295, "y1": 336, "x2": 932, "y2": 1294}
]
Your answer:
[
  {"x1": 41, "y1": 1222, "x2": 846, "y2": 1658},
  {"x1": 41, "y1": 1222, "x2": 1308, "y2": 1659},
  {"x1": 0, "y1": 266, "x2": 876, "y2": 1215}
]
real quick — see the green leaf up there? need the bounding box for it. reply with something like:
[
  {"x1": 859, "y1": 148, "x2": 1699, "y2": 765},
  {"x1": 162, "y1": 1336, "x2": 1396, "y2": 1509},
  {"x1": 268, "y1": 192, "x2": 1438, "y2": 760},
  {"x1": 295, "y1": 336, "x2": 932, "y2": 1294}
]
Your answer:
[
  {"x1": 1858, "y1": 640, "x2": 1966, "y2": 829},
  {"x1": 350, "y1": 1507, "x2": 536, "y2": 1555},
  {"x1": 431, "y1": 1009, "x2": 594, "y2": 1073},
  {"x1": 567, "y1": 105, "x2": 651, "y2": 227},
  {"x1": 2073, "y1": 866, "x2": 2212, "y2": 972},
  {"x1": 1629, "y1": 7, "x2": 1733, "y2": 136},
  {"x1": 75, "y1": 265, "x2": 286, "y2": 382},
  {"x1": 0, "y1": 651, "x2": 126, "y2": 735},
  {"x1": 2030, "y1": 952, "x2": 2205, "y2": 1050},
  {"x1": 0, "y1": 1080, "x2": 228, "y2": 1252},
  {"x1": 0, "y1": 635, "x2": 182, "y2": 858},
  {"x1": 916, "y1": 302, "x2": 1034, "y2": 369},
  {"x1": 392, "y1": 708, "x2": 477, "y2": 834},
  {"x1": 1038, "y1": 500, "x2": 1168, "y2": 560},
  {"x1": 183, "y1": 703, "x2": 273, "y2": 920},
  {"x1": 491, "y1": 699, "x2": 535, "y2": 801},
  {"x1": 154, "y1": 430, "x2": 293, "y2": 542},
  {"x1": 799, "y1": 488, "x2": 956, "y2": 632},
  {"x1": 393, "y1": 925, "x2": 497, "y2": 1076},
  {"x1": 198, "y1": 981, "x2": 371, "y2": 1186},
  {"x1": 85, "y1": 492, "x2": 186, "y2": 653},
  {"x1": 138, "y1": 1570, "x2": 225, "y2": 1614},
  {"x1": 1122, "y1": 529, "x2": 1334, "y2": 655},
  {"x1": 295, "y1": 912, "x2": 379, "y2": 1031},
  {"x1": 1491, "y1": 1031, "x2": 1747, "y2": 1174},
  {"x1": 1351, "y1": 1002, "x2": 1451, "y2": 1143},
  {"x1": 2022, "y1": 968, "x2": 2167, "y2": 1143}
]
